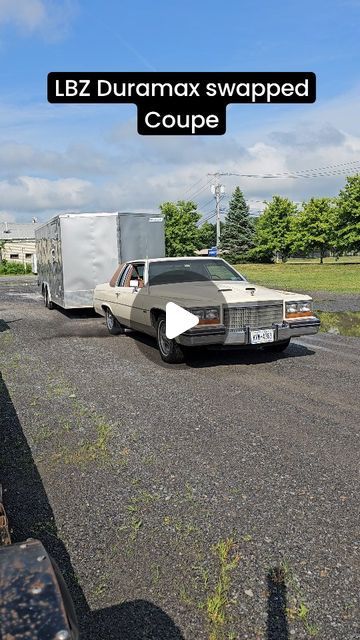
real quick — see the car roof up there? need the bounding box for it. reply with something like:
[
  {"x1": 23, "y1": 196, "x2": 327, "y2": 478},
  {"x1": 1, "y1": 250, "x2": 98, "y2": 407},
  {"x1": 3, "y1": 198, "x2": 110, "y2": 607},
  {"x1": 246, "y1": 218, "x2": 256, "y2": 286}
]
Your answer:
[{"x1": 128, "y1": 257, "x2": 224, "y2": 263}]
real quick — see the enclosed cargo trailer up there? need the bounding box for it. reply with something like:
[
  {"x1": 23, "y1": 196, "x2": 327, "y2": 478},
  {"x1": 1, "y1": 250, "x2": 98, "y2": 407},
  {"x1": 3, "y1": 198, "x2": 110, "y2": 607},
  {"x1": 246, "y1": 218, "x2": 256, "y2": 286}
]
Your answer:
[{"x1": 35, "y1": 212, "x2": 165, "y2": 309}]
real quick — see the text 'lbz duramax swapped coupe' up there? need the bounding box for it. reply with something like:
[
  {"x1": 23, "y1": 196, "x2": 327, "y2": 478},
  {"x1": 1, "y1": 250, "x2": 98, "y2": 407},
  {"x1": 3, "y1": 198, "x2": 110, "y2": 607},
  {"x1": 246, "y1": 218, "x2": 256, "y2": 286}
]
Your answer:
[{"x1": 93, "y1": 257, "x2": 320, "y2": 363}]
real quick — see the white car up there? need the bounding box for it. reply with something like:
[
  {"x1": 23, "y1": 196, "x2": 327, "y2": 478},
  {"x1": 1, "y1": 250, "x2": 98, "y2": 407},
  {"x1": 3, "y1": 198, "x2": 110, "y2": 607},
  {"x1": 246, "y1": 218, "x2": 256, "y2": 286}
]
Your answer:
[{"x1": 93, "y1": 257, "x2": 320, "y2": 363}]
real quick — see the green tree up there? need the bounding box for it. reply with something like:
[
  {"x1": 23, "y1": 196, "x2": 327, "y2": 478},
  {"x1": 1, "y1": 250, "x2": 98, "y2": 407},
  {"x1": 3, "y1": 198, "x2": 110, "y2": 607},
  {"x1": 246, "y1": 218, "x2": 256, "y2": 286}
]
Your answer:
[
  {"x1": 160, "y1": 200, "x2": 201, "y2": 256},
  {"x1": 335, "y1": 174, "x2": 360, "y2": 253},
  {"x1": 196, "y1": 220, "x2": 226, "y2": 249},
  {"x1": 197, "y1": 220, "x2": 216, "y2": 249},
  {"x1": 220, "y1": 187, "x2": 255, "y2": 258},
  {"x1": 255, "y1": 195, "x2": 297, "y2": 262},
  {"x1": 291, "y1": 197, "x2": 336, "y2": 263},
  {"x1": 246, "y1": 217, "x2": 274, "y2": 262}
]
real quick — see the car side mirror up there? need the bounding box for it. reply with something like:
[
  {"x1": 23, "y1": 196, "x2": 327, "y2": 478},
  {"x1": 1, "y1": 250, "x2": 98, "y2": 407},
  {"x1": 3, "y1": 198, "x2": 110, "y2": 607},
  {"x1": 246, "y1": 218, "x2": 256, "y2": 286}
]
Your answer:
[{"x1": 129, "y1": 279, "x2": 139, "y2": 290}]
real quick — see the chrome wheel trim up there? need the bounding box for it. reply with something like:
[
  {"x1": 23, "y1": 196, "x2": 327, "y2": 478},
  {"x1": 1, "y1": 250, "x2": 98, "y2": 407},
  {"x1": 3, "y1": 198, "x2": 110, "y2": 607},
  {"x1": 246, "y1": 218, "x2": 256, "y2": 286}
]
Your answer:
[
  {"x1": 106, "y1": 310, "x2": 114, "y2": 329},
  {"x1": 158, "y1": 319, "x2": 171, "y2": 355}
]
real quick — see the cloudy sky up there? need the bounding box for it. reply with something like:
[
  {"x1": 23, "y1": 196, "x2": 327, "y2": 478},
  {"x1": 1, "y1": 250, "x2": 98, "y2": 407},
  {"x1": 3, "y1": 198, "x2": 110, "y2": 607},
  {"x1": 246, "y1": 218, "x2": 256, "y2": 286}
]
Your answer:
[{"x1": 0, "y1": 0, "x2": 360, "y2": 223}]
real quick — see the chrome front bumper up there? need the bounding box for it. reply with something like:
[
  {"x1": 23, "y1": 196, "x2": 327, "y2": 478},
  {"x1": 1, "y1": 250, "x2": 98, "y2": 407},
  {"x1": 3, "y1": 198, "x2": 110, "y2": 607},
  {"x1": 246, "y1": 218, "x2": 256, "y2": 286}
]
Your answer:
[
  {"x1": 177, "y1": 317, "x2": 320, "y2": 347},
  {"x1": 177, "y1": 326, "x2": 227, "y2": 346}
]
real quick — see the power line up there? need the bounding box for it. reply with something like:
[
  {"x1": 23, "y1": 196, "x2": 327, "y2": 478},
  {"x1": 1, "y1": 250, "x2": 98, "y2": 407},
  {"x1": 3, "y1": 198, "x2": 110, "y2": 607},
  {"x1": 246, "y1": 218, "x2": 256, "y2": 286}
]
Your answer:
[
  {"x1": 208, "y1": 159, "x2": 360, "y2": 180},
  {"x1": 197, "y1": 197, "x2": 215, "y2": 210},
  {"x1": 182, "y1": 176, "x2": 205, "y2": 196},
  {"x1": 197, "y1": 211, "x2": 216, "y2": 225},
  {"x1": 189, "y1": 159, "x2": 360, "y2": 235},
  {"x1": 184, "y1": 177, "x2": 214, "y2": 200},
  {"x1": 183, "y1": 159, "x2": 360, "y2": 221}
]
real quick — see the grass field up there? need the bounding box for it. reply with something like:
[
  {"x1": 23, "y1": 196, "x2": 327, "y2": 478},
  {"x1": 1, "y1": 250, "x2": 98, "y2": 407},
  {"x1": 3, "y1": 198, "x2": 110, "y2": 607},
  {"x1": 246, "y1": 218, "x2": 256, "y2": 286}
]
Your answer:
[
  {"x1": 235, "y1": 262, "x2": 360, "y2": 294},
  {"x1": 316, "y1": 311, "x2": 360, "y2": 337},
  {"x1": 287, "y1": 256, "x2": 360, "y2": 264}
]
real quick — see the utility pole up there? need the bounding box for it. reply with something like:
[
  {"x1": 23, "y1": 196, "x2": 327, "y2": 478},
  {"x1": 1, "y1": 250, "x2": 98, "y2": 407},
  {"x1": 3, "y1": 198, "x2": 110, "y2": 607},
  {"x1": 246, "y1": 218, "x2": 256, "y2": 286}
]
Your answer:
[{"x1": 209, "y1": 173, "x2": 225, "y2": 249}]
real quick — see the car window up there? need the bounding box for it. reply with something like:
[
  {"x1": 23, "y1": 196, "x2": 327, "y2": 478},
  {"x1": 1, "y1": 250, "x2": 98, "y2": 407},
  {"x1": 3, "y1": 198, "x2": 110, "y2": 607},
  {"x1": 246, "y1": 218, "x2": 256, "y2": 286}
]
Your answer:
[
  {"x1": 206, "y1": 262, "x2": 243, "y2": 281},
  {"x1": 118, "y1": 264, "x2": 132, "y2": 286},
  {"x1": 118, "y1": 263, "x2": 145, "y2": 287},
  {"x1": 149, "y1": 259, "x2": 244, "y2": 285},
  {"x1": 150, "y1": 264, "x2": 208, "y2": 285},
  {"x1": 133, "y1": 264, "x2": 145, "y2": 280}
]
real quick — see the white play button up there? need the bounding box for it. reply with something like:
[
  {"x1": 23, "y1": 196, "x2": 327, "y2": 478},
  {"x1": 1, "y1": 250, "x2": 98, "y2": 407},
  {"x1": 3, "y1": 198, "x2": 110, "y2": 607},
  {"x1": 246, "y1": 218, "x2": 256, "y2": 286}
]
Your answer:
[{"x1": 165, "y1": 302, "x2": 199, "y2": 339}]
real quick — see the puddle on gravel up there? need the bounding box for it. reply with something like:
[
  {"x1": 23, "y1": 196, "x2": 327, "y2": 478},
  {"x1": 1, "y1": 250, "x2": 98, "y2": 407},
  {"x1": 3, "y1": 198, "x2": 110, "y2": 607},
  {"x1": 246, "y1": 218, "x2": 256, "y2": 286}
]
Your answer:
[{"x1": 317, "y1": 311, "x2": 360, "y2": 337}]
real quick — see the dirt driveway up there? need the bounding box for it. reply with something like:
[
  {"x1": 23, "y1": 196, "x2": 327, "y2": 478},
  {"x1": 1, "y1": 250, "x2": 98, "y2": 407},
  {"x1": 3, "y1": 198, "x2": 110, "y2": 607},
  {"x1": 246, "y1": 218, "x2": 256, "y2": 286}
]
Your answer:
[{"x1": 1, "y1": 277, "x2": 359, "y2": 639}]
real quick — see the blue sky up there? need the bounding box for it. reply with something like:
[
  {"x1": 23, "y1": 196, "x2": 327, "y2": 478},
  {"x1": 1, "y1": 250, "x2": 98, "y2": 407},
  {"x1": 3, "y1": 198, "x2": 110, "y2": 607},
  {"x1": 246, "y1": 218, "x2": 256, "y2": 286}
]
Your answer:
[{"x1": 0, "y1": 0, "x2": 360, "y2": 222}]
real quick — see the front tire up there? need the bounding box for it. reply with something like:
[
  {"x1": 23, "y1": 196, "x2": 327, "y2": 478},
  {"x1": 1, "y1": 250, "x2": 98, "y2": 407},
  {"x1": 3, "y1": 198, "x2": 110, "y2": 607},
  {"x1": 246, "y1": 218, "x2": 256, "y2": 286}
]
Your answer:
[
  {"x1": 105, "y1": 308, "x2": 124, "y2": 335},
  {"x1": 156, "y1": 314, "x2": 185, "y2": 363},
  {"x1": 264, "y1": 338, "x2": 291, "y2": 353}
]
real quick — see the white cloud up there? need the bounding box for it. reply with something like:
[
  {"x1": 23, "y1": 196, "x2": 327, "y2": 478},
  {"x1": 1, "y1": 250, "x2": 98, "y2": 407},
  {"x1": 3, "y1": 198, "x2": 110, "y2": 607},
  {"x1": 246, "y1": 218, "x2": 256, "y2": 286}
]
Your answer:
[
  {"x1": 0, "y1": 176, "x2": 92, "y2": 212},
  {"x1": 1, "y1": 85, "x2": 360, "y2": 222},
  {"x1": 0, "y1": 141, "x2": 118, "y2": 178},
  {"x1": 0, "y1": 0, "x2": 45, "y2": 31},
  {"x1": 0, "y1": 210, "x2": 15, "y2": 222},
  {"x1": 269, "y1": 123, "x2": 346, "y2": 149},
  {"x1": 0, "y1": 0, "x2": 77, "y2": 40}
]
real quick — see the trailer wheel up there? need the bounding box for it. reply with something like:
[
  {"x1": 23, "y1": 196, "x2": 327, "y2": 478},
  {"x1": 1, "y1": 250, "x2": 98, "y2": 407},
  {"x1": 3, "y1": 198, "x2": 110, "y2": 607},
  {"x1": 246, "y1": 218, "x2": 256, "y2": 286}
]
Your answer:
[
  {"x1": 44, "y1": 286, "x2": 54, "y2": 310},
  {"x1": 105, "y1": 308, "x2": 124, "y2": 335}
]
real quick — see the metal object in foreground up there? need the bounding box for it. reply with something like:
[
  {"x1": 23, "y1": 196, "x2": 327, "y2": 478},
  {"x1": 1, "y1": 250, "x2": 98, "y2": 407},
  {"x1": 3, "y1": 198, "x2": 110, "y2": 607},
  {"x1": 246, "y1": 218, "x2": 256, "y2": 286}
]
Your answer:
[
  {"x1": 0, "y1": 485, "x2": 11, "y2": 546},
  {"x1": 0, "y1": 539, "x2": 78, "y2": 639}
]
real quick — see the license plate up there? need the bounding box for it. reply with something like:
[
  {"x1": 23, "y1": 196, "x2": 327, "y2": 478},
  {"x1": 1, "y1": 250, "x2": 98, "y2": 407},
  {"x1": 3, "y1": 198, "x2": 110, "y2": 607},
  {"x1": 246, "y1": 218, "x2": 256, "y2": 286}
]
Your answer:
[{"x1": 250, "y1": 329, "x2": 274, "y2": 344}]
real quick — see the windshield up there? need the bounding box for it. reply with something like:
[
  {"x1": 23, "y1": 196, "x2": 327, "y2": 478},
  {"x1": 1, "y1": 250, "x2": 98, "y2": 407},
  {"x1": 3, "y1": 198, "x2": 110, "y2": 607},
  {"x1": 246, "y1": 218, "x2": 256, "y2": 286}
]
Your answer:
[{"x1": 148, "y1": 259, "x2": 245, "y2": 285}]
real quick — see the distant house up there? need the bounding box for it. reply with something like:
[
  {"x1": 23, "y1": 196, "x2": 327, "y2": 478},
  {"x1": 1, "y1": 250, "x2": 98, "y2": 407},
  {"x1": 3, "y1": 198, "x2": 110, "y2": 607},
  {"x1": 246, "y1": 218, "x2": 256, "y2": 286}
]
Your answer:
[{"x1": 0, "y1": 220, "x2": 41, "y2": 264}]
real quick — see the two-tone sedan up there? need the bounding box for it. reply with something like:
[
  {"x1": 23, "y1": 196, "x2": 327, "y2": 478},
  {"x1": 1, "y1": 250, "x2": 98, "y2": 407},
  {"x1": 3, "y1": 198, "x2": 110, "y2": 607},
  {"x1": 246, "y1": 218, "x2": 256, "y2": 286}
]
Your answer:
[{"x1": 93, "y1": 257, "x2": 320, "y2": 363}]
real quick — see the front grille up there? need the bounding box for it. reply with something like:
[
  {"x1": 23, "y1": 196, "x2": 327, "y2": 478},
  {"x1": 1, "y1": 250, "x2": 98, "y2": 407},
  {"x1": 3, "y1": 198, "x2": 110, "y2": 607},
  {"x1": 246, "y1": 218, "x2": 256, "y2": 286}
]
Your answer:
[{"x1": 224, "y1": 303, "x2": 283, "y2": 332}]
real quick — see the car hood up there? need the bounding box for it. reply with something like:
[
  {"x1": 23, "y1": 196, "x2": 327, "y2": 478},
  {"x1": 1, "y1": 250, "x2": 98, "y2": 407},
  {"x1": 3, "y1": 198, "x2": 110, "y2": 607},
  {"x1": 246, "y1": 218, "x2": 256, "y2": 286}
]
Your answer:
[{"x1": 148, "y1": 281, "x2": 311, "y2": 305}]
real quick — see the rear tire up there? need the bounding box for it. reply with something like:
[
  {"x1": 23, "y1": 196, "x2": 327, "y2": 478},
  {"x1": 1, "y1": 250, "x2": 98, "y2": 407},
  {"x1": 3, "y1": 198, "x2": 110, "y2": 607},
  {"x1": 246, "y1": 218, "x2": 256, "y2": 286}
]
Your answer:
[
  {"x1": 44, "y1": 286, "x2": 54, "y2": 310},
  {"x1": 105, "y1": 308, "x2": 124, "y2": 335},
  {"x1": 264, "y1": 338, "x2": 291, "y2": 352},
  {"x1": 156, "y1": 314, "x2": 185, "y2": 363}
]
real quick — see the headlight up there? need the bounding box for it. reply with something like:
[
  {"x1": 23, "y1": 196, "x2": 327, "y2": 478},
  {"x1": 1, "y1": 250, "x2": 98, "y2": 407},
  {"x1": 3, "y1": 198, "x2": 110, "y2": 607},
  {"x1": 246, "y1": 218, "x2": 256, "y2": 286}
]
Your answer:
[
  {"x1": 286, "y1": 302, "x2": 298, "y2": 314},
  {"x1": 285, "y1": 301, "x2": 313, "y2": 317},
  {"x1": 188, "y1": 307, "x2": 220, "y2": 324},
  {"x1": 204, "y1": 308, "x2": 220, "y2": 320},
  {"x1": 190, "y1": 308, "x2": 205, "y2": 319}
]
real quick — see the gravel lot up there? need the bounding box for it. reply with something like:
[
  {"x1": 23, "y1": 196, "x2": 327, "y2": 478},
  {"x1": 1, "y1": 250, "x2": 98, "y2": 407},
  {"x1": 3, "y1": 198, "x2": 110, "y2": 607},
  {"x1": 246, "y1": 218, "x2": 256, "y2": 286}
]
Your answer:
[{"x1": 1, "y1": 277, "x2": 359, "y2": 640}]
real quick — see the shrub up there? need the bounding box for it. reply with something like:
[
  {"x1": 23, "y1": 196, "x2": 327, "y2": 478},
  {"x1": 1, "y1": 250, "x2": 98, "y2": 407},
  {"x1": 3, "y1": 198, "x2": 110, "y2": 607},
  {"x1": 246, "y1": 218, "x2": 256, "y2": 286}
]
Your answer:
[
  {"x1": 224, "y1": 249, "x2": 274, "y2": 264},
  {"x1": 0, "y1": 260, "x2": 32, "y2": 275},
  {"x1": 242, "y1": 247, "x2": 274, "y2": 263}
]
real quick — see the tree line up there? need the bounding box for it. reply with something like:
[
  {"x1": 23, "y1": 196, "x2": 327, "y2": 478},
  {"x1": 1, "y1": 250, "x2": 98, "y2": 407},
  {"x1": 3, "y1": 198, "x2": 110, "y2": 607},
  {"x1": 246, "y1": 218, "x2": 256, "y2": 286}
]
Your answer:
[{"x1": 160, "y1": 173, "x2": 360, "y2": 263}]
